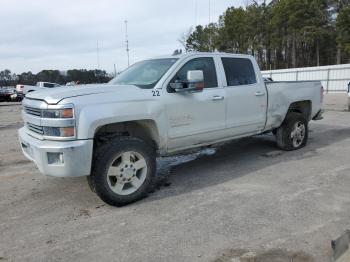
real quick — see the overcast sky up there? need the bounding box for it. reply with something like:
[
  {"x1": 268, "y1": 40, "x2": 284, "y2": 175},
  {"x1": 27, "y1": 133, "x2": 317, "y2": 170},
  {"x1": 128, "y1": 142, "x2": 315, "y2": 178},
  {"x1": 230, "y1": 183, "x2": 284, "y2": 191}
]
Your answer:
[{"x1": 0, "y1": 0, "x2": 245, "y2": 74}]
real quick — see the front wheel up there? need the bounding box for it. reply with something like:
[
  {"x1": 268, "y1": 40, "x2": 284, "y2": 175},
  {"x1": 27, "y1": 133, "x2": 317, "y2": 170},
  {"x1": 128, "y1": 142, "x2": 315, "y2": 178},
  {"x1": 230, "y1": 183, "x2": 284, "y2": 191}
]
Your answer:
[
  {"x1": 90, "y1": 136, "x2": 156, "y2": 206},
  {"x1": 275, "y1": 112, "x2": 308, "y2": 151}
]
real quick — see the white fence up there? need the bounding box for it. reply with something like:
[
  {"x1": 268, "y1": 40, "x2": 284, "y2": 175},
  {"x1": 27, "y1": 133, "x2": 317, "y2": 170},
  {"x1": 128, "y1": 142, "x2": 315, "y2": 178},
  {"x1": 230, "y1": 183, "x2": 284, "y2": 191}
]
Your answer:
[{"x1": 262, "y1": 63, "x2": 350, "y2": 92}]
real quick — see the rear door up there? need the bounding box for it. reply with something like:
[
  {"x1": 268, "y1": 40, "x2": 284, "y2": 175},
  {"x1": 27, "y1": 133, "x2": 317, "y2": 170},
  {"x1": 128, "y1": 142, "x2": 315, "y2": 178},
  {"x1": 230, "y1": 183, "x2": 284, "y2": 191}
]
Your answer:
[
  {"x1": 220, "y1": 56, "x2": 267, "y2": 135},
  {"x1": 164, "y1": 56, "x2": 226, "y2": 150}
]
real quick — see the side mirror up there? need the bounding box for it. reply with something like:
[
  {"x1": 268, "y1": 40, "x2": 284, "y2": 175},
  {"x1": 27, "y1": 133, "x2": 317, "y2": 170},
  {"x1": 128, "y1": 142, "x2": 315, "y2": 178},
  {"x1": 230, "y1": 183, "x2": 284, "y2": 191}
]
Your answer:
[
  {"x1": 187, "y1": 70, "x2": 203, "y2": 83},
  {"x1": 186, "y1": 70, "x2": 204, "y2": 91},
  {"x1": 170, "y1": 70, "x2": 204, "y2": 93}
]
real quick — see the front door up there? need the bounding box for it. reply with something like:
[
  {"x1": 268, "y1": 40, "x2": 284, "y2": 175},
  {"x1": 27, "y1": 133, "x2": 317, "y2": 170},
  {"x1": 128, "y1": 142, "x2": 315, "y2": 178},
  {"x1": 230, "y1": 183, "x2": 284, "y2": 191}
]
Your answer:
[{"x1": 164, "y1": 56, "x2": 226, "y2": 151}]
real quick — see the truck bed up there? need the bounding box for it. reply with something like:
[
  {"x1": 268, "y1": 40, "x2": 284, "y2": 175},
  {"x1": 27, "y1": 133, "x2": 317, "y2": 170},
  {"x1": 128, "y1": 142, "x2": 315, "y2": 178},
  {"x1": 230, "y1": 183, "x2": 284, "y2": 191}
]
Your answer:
[{"x1": 264, "y1": 81, "x2": 322, "y2": 131}]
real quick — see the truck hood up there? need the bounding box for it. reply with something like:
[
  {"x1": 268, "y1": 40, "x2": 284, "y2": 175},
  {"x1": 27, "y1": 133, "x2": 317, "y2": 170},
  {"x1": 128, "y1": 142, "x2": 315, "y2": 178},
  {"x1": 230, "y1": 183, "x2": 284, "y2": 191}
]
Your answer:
[{"x1": 25, "y1": 84, "x2": 140, "y2": 104}]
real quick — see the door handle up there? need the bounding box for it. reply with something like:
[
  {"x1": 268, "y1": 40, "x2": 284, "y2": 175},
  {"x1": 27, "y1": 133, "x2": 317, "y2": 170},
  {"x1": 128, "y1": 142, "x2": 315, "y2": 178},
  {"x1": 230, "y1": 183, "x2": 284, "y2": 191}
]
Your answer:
[
  {"x1": 255, "y1": 91, "x2": 265, "y2": 96},
  {"x1": 212, "y1": 95, "x2": 224, "y2": 101}
]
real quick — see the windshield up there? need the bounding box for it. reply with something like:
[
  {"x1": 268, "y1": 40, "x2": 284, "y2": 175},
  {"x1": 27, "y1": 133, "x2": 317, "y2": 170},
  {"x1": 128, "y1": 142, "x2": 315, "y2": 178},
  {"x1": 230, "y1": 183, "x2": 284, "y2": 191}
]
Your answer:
[{"x1": 109, "y1": 58, "x2": 178, "y2": 89}]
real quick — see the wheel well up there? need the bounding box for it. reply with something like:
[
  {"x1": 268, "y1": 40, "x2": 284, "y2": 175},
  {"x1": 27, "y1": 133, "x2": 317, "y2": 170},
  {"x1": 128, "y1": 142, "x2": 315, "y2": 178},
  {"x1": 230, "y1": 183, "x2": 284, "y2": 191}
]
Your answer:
[
  {"x1": 287, "y1": 101, "x2": 312, "y2": 121},
  {"x1": 93, "y1": 120, "x2": 160, "y2": 150}
]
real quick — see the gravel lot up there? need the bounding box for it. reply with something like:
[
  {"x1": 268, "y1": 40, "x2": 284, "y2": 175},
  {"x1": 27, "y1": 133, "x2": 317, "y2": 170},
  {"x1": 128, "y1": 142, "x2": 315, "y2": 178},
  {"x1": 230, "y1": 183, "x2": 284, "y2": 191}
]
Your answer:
[{"x1": 0, "y1": 94, "x2": 349, "y2": 262}]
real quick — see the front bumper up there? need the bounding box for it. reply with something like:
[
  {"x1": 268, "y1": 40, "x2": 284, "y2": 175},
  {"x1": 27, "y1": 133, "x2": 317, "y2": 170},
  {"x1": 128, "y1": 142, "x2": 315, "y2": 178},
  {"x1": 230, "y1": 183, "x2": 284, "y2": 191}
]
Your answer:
[{"x1": 18, "y1": 127, "x2": 93, "y2": 177}]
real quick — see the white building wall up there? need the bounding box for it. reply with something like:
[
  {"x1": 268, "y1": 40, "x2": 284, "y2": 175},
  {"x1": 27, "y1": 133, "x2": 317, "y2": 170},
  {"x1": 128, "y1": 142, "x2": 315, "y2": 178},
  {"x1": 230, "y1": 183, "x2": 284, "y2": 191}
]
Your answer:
[{"x1": 262, "y1": 64, "x2": 350, "y2": 92}]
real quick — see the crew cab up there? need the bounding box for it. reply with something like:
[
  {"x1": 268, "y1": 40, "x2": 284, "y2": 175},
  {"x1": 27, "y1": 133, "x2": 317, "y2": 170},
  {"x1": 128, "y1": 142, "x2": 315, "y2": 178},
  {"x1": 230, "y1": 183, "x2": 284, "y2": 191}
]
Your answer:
[
  {"x1": 16, "y1": 82, "x2": 61, "y2": 95},
  {"x1": 18, "y1": 52, "x2": 323, "y2": 206}
]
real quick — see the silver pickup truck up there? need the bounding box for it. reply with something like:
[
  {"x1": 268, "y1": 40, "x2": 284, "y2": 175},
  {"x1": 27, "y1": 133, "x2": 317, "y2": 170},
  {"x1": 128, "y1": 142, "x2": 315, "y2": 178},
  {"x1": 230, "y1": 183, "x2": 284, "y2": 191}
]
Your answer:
[{"x1": 19, "y1": 52, "x2": 323, "y2": 206}]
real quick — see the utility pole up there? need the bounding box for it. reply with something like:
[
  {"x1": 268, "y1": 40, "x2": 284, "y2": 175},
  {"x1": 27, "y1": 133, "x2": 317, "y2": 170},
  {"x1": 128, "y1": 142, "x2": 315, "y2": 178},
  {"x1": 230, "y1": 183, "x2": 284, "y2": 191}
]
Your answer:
[
  {"x1": 96, "y1": 40, "x2": 100, "y2": 70},
  {"x1": 125, "y1": 20, "x2": 130, "y2": 67},
  {"x1": 114, "y1": 64, "x2": 117, "y2": 77},
  {"x1": 194, "y1": 0, "x2": 198, "y2": 27},
  {"x1": 208, "y1": 0, "x2": 212, "y2": 52},
  {"x1": 208, "y1": 0, "x2": 211, "y2": 25}
]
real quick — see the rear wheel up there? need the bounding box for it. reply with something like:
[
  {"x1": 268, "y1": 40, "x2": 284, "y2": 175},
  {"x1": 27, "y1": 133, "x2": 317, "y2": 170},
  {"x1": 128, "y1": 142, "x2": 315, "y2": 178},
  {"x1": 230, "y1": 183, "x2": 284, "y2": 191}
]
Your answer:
[
  {"x1": 276, "y1": 112, "x2": 308, "y2": 151},
  {"x1": 90, "y1": 136, "x2": 156, "y2": 206}
]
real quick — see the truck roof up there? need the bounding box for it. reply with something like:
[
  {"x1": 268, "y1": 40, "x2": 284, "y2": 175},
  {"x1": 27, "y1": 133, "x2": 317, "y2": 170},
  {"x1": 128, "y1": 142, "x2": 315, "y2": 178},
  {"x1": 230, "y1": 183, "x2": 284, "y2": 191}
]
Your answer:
[{"x1": 151, "y1": 52, "x2": 255, "y2": 60}]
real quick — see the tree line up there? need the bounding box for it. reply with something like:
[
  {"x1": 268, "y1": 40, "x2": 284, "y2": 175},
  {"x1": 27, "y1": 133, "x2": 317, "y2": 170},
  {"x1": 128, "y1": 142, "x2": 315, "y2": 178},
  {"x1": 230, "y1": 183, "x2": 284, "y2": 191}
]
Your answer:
[
  {"x1": 0, "y1": 69, "x2": 112, "y2": 87},
  {"x1": 182, "y1": 0, "x2": 350, "y2": 70}
]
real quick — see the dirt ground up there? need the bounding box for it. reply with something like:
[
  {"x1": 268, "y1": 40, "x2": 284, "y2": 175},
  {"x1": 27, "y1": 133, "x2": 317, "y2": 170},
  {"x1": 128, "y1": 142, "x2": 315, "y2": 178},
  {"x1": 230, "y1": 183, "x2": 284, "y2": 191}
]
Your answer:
[{"x1": 0, "y1": 93, "x2": 349, "y2": 262}]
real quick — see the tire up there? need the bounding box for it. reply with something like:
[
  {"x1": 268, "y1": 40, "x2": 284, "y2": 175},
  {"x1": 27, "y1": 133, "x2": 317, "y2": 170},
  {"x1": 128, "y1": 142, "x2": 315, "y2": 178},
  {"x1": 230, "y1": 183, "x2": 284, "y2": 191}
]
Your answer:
[
  {"x1": 90, "y1": 136, "x2": 156, "y2": 206},
  {"x1": 275, "y1": 112, "x2": 308, "y2": 151}
]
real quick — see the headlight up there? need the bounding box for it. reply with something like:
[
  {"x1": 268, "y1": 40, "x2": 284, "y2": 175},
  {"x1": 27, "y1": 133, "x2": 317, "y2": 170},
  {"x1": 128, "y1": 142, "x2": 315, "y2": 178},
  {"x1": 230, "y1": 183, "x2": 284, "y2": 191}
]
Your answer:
[
  {"x1": 42, "y1": 108, "x2": 74, "y2": 118},
  {"x1": 42, "y1": 104, "x2": 75, "y2": 138}
]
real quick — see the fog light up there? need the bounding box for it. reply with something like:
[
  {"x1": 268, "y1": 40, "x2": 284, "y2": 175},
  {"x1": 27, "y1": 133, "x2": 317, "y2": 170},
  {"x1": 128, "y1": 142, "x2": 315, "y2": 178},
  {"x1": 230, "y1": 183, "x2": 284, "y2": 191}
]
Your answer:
[
  {"x1": 60, "y1": 127, "x2": 75, "y2": 137},
  {"x1": 47, "y1": 152, "x2": 64, "y2": 165},
  {"x1": 43, "y1": 126, "x2": 75, "y2": 137}
]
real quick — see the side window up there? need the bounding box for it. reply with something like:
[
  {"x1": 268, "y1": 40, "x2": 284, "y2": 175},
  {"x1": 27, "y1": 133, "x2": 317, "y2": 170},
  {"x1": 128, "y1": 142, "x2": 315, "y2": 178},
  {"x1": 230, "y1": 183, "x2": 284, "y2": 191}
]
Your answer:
[
  {"x1": 169, "y1": 57, "x2": 218, "y2": 89},
  {"x1": 221, "y1": 58, "x2": 257, "y2": 86}
]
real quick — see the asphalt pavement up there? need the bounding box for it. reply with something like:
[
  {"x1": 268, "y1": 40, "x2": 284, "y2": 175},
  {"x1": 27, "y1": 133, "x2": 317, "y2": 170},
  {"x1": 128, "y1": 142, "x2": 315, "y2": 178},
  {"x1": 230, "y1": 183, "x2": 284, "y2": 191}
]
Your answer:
[{"x1": 0, "y1": 94, "x2": 349, "y2": 262}]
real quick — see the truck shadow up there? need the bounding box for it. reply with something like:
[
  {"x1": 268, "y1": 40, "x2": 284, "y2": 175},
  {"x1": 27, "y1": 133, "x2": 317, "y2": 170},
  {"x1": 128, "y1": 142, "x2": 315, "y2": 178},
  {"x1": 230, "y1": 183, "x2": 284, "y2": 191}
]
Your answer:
[
  {"x1": 38, "y1": 122, "x2": 350, "y2": 207},
  {"x1": 145, "y1": 123, "x2": 350, "y2": 203}
]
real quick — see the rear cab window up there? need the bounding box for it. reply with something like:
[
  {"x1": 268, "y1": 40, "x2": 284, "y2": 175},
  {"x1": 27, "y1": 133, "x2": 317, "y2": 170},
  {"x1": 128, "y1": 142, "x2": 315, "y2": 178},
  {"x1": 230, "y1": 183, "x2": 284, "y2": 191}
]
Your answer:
[
  {"x1": 221, "y1": 57, "x2": 257, "y2": 86},
  {"x1": 43, "y1": 83, "x2": 55, "y2": 88}
]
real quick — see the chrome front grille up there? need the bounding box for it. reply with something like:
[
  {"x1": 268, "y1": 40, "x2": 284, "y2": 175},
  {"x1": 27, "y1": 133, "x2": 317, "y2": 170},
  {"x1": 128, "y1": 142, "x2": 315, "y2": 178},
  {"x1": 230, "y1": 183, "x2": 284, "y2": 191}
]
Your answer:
[
  {"x1": 26, "y1": 122, "x2": 44, "y2": 135},
  {"x1": 24, "y1": 106, "x2": 42, "y2": 117}
]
